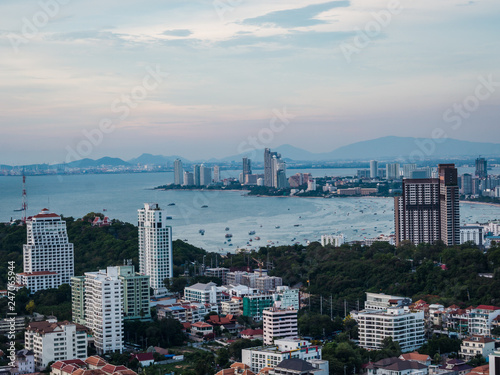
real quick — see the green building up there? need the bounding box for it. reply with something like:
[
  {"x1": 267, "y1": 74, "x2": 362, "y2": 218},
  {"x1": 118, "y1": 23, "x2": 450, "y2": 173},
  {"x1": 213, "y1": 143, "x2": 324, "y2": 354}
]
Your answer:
[
  {"x1": 243, "y1": 295, "x2": 273, "y2": 321},
  {"x1": 71, "y1": 276, "x2": 86, "y2": 324}
]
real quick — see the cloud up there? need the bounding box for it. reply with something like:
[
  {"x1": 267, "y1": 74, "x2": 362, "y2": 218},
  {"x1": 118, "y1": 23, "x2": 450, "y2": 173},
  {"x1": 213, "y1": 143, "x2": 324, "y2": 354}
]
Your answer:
[
  {"x1": 162, "y1": 29, "x2": 192, "y2": 37},
  {"x1": 241, "y1": 1, "x2": 350, "y2": 28}
]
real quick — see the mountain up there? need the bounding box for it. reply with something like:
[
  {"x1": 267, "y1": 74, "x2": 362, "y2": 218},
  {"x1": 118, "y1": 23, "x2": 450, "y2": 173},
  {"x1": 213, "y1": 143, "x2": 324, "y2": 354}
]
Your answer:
[
  {"x1": 220, "y1": 137, "x2": 500, "y2": 162},
  {"x1": 66, "y1": 157, "x2": 130, "y2": 168},
  {"x1": 127, "y1": 153, "x2": 191, "y2": 165},
  {"x1": 316, "y1": 136, "x2": 500, "y2": 161}
]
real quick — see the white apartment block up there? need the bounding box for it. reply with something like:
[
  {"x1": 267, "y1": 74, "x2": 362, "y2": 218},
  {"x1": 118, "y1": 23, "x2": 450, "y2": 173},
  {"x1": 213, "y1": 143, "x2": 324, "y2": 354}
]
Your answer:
[
  {"x1": 460, "y1": 335, "x2": 495, "y2": 362},
  {"x1": 263, "y1": 307, "x2": 298, "y2": 345},
  {"x1": 320, "y1": 234, "x2": 345, "y2": 247},
  {"x1": 358, "y1": 307, "x2": 425, "y2": 352},
  {"x1": 242, "y1": 338, "x2": 322, "y2": 373},
  {"x1": 468, "y1": 305, "x2": 500, "y2": 336},
  {"x1": 221, "y1": 299, "x2": 242, "y2": 316},
  {"x1": 364, "y1": 292, "x2": 410, "y2": 311},
  {"x1": 84, "y1": 268, "x2": 123, "y2": 354},
  {"x1": 138, "y1": 203, "x2": 173, "y2": 296},
  {"x1": 460, "y1": 226, "x2": 483, "y2": 246},
  {"x1": 17, "y1": 209, "x2": 74, "y2": 293},
  {"x1": 25, "y1": 320, "x2": 88, "y2": 370},
  {"x1": 184, "y1": 282, "x2": 221, "y2": 305},
  {"x1": 15, "y1": 349, "x2": 35, "y2": 374}
]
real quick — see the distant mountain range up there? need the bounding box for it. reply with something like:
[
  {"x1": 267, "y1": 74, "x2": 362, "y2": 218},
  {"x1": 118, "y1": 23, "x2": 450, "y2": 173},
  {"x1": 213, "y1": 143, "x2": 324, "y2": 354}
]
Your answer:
[{"x1": 3, "y1": 137, "x2": 499, "y2": 170}]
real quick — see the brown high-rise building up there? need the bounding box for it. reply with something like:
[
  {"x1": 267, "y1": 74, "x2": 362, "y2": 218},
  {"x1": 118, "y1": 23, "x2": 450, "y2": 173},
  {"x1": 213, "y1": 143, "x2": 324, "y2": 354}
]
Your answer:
[
  {"x1": 395, "y1": 164, "x2": 459, "y2": 246},
  {"x1": 439, "y1": 164, "x2": 460, "y2": 246}
]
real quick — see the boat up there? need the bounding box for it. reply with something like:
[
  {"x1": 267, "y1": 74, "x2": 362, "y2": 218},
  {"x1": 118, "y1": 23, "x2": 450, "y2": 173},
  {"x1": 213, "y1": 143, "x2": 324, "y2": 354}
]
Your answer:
[
  {"x1": 103, "y1": 209, "x2": 107, "y2": 212},
  {"x1": 168, "y1": 203, "x2": 176, "y2": 206},
  {"x1": 225, "y1": 227, "x2": 230, "y2": 231},
  {"x1": 13, "y1": 208, "x2": 23, "y2": 212},
  {"x1": 225, "y1": 233, "x2": 233, "y2": 238},
  {"x1": 254, "y1": 236, "x2": 260, "y2": 240},
  {"x1": 201, "y1": 205, "x2": 208, "y2": 208},
  {"x1": 199, "y1": 229, "x2": 205, "y2": 235},
  {"x1": 294, "y1": 224, "x2": 300, "y2": 227},
  {"x1": 249, "y1": 230, "x2": 256, "y2": 235},
  {"x1": 166, "y1": 216, "x2": 173, "y2": 220},
  {"x1": 275, "y1": 225, "x2": 280, "y2": 229}
]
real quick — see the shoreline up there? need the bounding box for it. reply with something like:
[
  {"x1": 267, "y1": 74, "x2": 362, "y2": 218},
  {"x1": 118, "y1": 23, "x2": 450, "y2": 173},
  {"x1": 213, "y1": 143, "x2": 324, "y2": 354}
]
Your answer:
[{"x1": 460, "y1": 200, "x2": 500, "y2": 208}]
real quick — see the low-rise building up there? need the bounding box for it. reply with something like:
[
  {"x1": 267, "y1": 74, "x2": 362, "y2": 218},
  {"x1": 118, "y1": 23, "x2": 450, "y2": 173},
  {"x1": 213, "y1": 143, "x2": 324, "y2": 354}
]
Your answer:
[
  {"x1": 205, "y1": 268, "x2": 229, "y2": 285},
  {"x1": 191, "y1": 322, "x2": 214, "y2": 337},
  {"x1": 222, "y1": 298, "x2": 242, "y2": 316},
  {"x1": 460, "y1": 336, "x2": 495, "y2": 362},
  {"x1": 15, "y1": 349, "x2": 35, "y2": 374},
  {"x1": 272, "y1": 358, "x2": 328, "y2": 375},
  {"x1": 25, "y1": 320, "x2": 89, "y2": 370},
  {"x1": 366, "y1": 357, "x2": 428, "y2": 375},
  {"x1": 184, "y1": 282, "x2": 221, "y2": 305},
  {"x1": 469, "y1": 305, "x2": 500, "y2": 336},
  {"x1": 242, "y1": 338, "x2": 322, "y2": 373}
]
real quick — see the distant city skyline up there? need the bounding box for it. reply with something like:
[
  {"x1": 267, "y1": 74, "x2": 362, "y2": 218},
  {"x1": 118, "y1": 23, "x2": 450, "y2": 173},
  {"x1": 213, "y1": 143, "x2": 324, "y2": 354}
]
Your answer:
[{"x1": 1, "y1": 0, "x2": 499, "y2": 165}]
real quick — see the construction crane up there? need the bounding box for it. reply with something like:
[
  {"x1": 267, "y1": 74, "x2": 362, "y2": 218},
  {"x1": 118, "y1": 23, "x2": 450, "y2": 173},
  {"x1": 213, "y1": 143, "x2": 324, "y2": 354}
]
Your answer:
[{"x1": 252, "y1": 257, "x2": 264, "y2": 277}]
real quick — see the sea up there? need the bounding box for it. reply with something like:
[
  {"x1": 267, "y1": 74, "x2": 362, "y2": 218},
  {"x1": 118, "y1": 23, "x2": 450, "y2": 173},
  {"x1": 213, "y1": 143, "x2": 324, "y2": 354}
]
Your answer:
[{"x1": 1, "y1": 167, "x2": 500, "y2": 253}]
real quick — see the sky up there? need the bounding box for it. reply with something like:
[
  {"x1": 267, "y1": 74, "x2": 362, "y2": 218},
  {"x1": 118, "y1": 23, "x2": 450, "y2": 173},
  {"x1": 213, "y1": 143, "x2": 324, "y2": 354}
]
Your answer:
[{"x1": 1, "y1": 0, "x2": 499, "y2": 165}]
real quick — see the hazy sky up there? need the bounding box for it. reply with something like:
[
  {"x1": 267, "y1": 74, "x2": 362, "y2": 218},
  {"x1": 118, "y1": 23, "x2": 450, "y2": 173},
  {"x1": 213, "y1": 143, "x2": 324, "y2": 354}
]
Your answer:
[{"x1": 1, "y1": 0, "x2": 499, "y2": 165}]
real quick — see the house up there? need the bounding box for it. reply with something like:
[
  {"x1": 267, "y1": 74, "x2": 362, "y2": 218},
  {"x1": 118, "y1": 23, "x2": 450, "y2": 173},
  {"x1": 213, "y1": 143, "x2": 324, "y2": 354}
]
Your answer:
[
  {"x1": 50, "y1": 356, "x2": 136, "y2": 375},
  {"x1": 15, "y1": 349, "x2": 35, "y2": 374},
  {"x1": 84, "y1": 357, "x2": 107, "y2": 370},
  {"x1": 130, "y1": 353, "x2": 154, "y2": 367},
  {"x1": 207, "y1": 314, "x2": 239, "y2": 333},
  {"x1": 366, "y1": 357, "x2": 428, "y2": 375},
  {"x1": 460, "y1": 336, "x2": 496, "y2": 362},
  {"x1": 399, "y1": 353, "x2": 432, "y2": 366},
  {"x1": 191, "y1": 322, "x2": 214, "y2": 337},
  {"x1": 438, "y1": 358, "x2": 473, "y2": 375},
  {"x1": 240, "y1": 329, "x2": 263, "y2": 340}
]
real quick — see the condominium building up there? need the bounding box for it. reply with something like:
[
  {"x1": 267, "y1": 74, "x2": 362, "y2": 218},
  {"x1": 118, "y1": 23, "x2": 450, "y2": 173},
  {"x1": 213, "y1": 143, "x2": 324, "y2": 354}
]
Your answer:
[
  {"x1": 200, "y1": 164, "x2": 212, "y2": 186},
  {"x1": 460, "y1": 226, "x2": 483, "y2": 247},
  {"x1": 243, "y1": 295, "x2": 274, "y2": 321},
  {"x1": 386, "y1": 163, "x2": 401, "y2": 180},
  {"x1": 221, "y1": 299, "x2": 242, "y2": 316},
  {"x1": 25, "y1": 320, "x2": 88, "y2": 370},
  {"x1": 242, "y1": 338, "x2": 322, "y2": 373},
  {"x1": 489, "y1": 350, "x2": 500, "y2": 375},
  {"x1": 184, "y1": 282, "x2": 221, "y2": 305},
  {"x1": 320, "y1": 234, "x2": 345, "y2": 247},
  {"x1": 460, "y1": 336, "x2": 495, "y2": 362},
  {"x1": 183, "y1": 171, "x2": 194, "y2": 186},
  {"x1": 370, "y1": 160, "x2": 379, "y2": 179},
  {"x1": 358, "y1": 307, "x2": 425, "y2": 352},
  {"x1": 84, "y1": 268, "x2": 124, "y2": 354},
  {"x1": 394, "y1": 178, "x2": 441, "y2": 246},
  {"x1": 475, "y1": 158, "x2": 488, "y2": 179},
  {"x1": 468, "y1": 305, "x2": 500, "y2": 336},
  {"x1": 138, "y1": 203, "x2": 173, "y2": 295},
  {"x1": 274, "y1": 287, "x2": 300, "y2": 310},
  {"x1": 17, "y1": 209, "x2": 74, "y2": 293},
  {"x1": 243, "y1": 158, "x2": 252, "y2": 181},
  {"x1": 174, "y1": 159, "x2": 183, "y2": 185},
  {"x1": 263, "y1": 307, "x2": 298, "y2": 345},
  {"x1": 204, "y1": 267, "x2": 229, "y2": 284},
  {"x1": 439, "y1": 164, "x2": 460, "y2": 246},
  {"x1": 71, "y1": 276, "x2": 86, "y2": 325}
]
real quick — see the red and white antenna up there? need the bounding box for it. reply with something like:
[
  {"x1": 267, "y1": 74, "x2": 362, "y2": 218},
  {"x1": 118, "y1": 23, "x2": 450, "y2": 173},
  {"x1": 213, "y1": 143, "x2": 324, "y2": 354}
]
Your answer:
[{"x1": 22, "y1": 172, "x2": 28, "y2": 224}]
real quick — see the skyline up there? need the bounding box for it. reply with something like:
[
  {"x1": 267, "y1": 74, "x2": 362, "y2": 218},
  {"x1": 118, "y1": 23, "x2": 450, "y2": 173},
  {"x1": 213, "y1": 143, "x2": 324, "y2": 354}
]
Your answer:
[{"x1": 1, "y1": 0, "x2": 500, "y2": 165}]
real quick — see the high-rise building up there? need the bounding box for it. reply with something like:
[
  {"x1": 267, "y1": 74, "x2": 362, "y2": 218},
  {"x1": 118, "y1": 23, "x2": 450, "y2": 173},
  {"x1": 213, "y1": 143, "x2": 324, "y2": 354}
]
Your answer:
[
  {"x1": 386, "y1": 163, "x2": 400, "y2": 180},
  {"x1": 395, "y1": 178, "x2": 441, "y2": 246},
  {"x1": 138, "y1": 203, "x2": 173, "y2": 295},
  {"x1": 370, "y1": 160, "x2": 378, "y2": 179},
  {"x1": 200, "y1": 164, "x2": 212, "y2": 186},
  {"x1": 84, "y1": 267, "x2": 123, "y2": 355},
  {"x1": 476, "y1": 157, "x2": 488, "y2": 179},
  {"x1": 395, "y1": 164, "x2": 460, "y2": 246},
  {"x1": 17, "y1": 209, "x2": 74, "y2": 293},
  {"x1": 264, "y1": 148, "x2": 281, "y2": 187},
  {"x1": 243, "y1": 158, "x2": 252, "y2": 180},
  {"x1": 439, "y1": 164, "x2": 460, "y2": 246},
  {"x1": 213, "y1": 165, "x2": 220, "y2": 183},
  {"x1": 183, "y1": 171, "x2": 194, "y2": 186},
  {"x1": 71, "y1": 265, "x2": 150, "y2": 326},
  {"x1": 174, "y1": 159, "x2": 183, "y2": 185},
  {"x1": 263, "y1": 307, "x2": 298, "y2": 345},
  {"x1": 273, "y1": 157, "x2": 287, "y2": 188},
  {"x1": 193, "y1": 164, "x2": 201, "y2": 186},
  {"x1": 402, "y1": 164, "x2": 417, "y2": 178},
  {"x1": 461, "y1": 173, "x2": 473, "y2": 195}
]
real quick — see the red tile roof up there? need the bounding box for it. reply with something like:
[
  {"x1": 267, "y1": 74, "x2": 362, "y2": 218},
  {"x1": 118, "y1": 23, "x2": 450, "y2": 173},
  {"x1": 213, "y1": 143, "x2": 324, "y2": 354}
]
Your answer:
[
  {"x1": 85, "y1": 356, "x2": 107, "y2": 367},
  {"x1": 400, "y1": 352, "x2": 431, "y2": 362},
  {"x1": 475, "y1": 305, "x2": 500, "y2": 311},
  {"x1": 240, "y1": 329, "x2": 263, "y2": 336},
  {"x1": 101, "y1": 365, "x2": 128, "y2": 374},
  {"x1": 132, "y1": 353, "x2": 154, "y2": 362},
  {"x1": 231, "y1": 363, "x2": 250, "y2": 370},
  {"x1": 192, "y1": 321, "x2": 213, "y2": 328}
]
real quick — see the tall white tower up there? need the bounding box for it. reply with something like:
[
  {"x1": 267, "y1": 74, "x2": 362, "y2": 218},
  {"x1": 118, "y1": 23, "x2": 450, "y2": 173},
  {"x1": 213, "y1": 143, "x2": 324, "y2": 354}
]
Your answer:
[
  {"x1": 84, "y1": 267, "x2": 123, "y2": 354},
  {"x1": 138, "y1": 203, "x2": 173, "y2": 295},
  {"x1": 17, "y1": 209, "x2": 74, "y2": 292}
]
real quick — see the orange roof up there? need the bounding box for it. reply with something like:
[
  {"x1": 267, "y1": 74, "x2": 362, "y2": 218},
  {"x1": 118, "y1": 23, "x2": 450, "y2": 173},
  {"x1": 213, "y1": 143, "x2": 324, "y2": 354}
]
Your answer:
[
  {"x1": 101, "y1": 365, "x2": 128, "y2": 374},
  {"x1": 73, "y1": 370, "x2": 106, "y2": 375},
  {"x1": 215, "y1": 369, "x2": 234, "y2": 375},
  {"x1": 192, "y1": 321, "x2": 213, "y2": 328},
  {"x1": 476, "y1": 305, "x2": 500, "y2": 311},
  {"x1": 258, "y1": 368, "x2": 273, "y2": 375},
  {"x1": 231, "y1": 363, "x2": 250, "y2": 370},
  {"x1": 85, "y1": 356, "x2": 107, "y2": 368},
  {"x1": 469, "y1": 365, "x2": 489, "y2": 375},
  {"x1": 400, "y1": 352, "x2": 431, "y2": 362}
]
